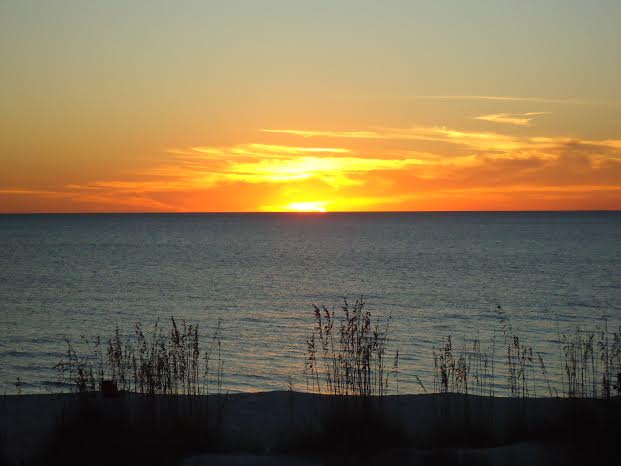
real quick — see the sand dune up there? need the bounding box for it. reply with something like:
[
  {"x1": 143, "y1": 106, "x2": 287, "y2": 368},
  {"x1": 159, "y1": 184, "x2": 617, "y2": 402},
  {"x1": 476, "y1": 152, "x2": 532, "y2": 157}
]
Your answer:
[{"x1": 1, "y1": 392, "x2": 618, "y2": 465}]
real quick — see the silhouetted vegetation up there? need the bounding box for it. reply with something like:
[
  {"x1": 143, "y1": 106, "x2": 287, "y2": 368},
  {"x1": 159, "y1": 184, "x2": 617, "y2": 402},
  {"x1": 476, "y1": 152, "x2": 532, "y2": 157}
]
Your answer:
[
  {"x1": 30, "y1": 395, "x2": 221, "y2": 466},
  {"x1": 282, "y1": 396, "x2": 408, "y2": 464},
  {"x1": 2, "y1": 302, "x2": 620, "y2": 465},
  {"x1": 48, "y1": 301, "x2": 621, "y2": 401},
  {"x1": 55, "y1": 317, "x2": 223, "y2": 396},
  {"x1": 304, "y1": 298, "x2": 399, "y2": 396},
  {"x1": 428, "y1": 308, "x2": 621, "y2": 399}
]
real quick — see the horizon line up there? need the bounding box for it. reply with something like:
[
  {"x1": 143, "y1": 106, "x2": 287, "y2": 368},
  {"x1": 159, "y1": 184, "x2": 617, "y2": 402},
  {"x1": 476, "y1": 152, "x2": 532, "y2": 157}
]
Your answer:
[{"x1": 1, "y1": 209, "x2": 620, "y2": 215}]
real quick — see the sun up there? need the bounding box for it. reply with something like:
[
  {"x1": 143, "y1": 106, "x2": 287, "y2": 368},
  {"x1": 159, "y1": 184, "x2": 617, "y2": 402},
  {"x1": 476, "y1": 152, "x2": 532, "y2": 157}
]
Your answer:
[{"x1": 285, "y1": 201, "x2": 327, "y2": 213}]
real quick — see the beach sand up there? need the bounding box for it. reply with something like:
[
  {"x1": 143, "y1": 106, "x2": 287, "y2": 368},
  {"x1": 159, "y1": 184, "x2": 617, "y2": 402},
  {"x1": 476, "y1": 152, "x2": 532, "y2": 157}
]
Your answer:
[{"x1": 1, "y1": 391, "x2": 618, "y2": 465}]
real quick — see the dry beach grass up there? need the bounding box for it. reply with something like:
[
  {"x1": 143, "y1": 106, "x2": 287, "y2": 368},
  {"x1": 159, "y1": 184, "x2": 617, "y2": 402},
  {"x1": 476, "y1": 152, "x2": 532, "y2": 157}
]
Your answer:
[{"x1": 1, "y1": 301, "x2": 620, "y2": 466}]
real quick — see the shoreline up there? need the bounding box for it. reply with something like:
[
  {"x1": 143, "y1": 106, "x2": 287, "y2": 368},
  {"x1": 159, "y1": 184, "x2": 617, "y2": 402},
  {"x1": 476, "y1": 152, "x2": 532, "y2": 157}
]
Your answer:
[{"x1": 2, "y1": 391, "x2": 619, "y2": 466}]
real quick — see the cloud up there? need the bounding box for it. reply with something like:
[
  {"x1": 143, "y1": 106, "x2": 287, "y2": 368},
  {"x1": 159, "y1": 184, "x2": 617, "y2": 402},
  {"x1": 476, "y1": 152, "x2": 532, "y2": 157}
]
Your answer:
[
  {"x1": 0, "y1": 187, "x2": 175, "y2": 211},
  {"x1": 224, "y1": 155, "x2": 426, "y2": 187},
  {"x1": 339, "y1": 95, "x2": 612, "y2": 105},
  {"x1": 261, "y1": 129, "x2": 381, "y2": 139},
  {"x1": 49, "y1": 143, "x2": 430, "y2": 210},
  {"x1": 262, "y1": 126, "x2": 525, "y2": 152},
  {"x1": 409, "y1": 95, "x2": 589, "y2": 105},
  {"x1": 172, "y1": 144, "x2": 352, "y2": 160},
  {"x1": 0, "y1": 188, "x2": 68, "y2": 197},
  {"x1": 131, "y1": 144, "x2": 429, "y2": 189},
  {"x1": 475, "y1": 112, "x2": 549, "y2": 126},
  {"x1": 262, "y1": 126, "x2": 621, "y2": 159},
  {"x1": 261, "y1": 127, "x2": 521, "y2": 149},
  {"x1": 3, "y1": 126, "x2": 620, "y2": 212}
]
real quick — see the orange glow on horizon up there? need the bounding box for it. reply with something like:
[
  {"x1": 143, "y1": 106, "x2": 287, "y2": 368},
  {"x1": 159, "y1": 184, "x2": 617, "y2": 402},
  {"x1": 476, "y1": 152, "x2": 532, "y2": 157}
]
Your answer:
[
  {"x1": 2, "y1": 125, "x2": 620, "y2": 213},
  {"x1": 3, "y1": 2, "x2": 621, "y2": 213}
]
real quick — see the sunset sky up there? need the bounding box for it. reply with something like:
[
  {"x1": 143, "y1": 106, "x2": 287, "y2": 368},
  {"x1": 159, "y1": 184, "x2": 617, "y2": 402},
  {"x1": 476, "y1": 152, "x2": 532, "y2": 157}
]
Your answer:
[{"x1": 1, "y1": 0, "x2": 620, "y2": 212}]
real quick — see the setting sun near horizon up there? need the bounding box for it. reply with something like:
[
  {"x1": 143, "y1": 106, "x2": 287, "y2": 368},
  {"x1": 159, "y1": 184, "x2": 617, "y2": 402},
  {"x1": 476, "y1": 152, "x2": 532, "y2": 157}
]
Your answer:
[
  {"x1": 280, "y1": 202, "x2": 328, "y2": 213},
  {"x1": 1, "y1": 1, "x2": 620, "y2": 213}
]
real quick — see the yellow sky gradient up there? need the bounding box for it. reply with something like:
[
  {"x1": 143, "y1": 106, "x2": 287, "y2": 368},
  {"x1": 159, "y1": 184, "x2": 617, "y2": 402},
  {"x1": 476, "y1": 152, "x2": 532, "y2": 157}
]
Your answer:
[{"x1": 1, "y1": 1, "x2": 620, "y2": 212}]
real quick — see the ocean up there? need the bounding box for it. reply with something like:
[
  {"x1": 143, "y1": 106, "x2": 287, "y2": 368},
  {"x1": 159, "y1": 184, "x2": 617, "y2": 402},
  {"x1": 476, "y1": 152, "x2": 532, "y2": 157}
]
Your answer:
[{"x1": 1, "y1": 212, "x2": 620, "y2": 394}]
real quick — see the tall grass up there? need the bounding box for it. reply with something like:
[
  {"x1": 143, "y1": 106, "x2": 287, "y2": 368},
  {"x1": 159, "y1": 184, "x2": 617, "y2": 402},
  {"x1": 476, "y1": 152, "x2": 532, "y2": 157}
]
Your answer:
[
  {"x1": 39, "y1": 301, "x2": 621, "y2": 400},
  {"x1": 598, "y1": 320, "x2": 621, "y2": 398},
  {"x1": 430, "y1": 315, "x2": 621, "y2": 399},
  {"x1": 55, "y1": 317, "x2": 223, "y2": 395},
  {"x1": 304, "y1": 298, "x2": 399, "y2": 396},
  {"x1": 432, "y1": 335, "x2": 491, "y2": 396}
]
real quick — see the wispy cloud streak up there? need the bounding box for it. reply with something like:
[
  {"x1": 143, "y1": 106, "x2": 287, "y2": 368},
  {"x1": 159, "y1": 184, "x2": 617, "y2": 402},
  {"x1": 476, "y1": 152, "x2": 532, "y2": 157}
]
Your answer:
[
  {"x1": 410, "y1": 95, "x2": 588, "y2": 105},
  {"x1": 3, "y1": 126, "x2": 620, "y2": 211},
  {"x1": 475, "y1": 112, "x2": 549, "y2": 126}
]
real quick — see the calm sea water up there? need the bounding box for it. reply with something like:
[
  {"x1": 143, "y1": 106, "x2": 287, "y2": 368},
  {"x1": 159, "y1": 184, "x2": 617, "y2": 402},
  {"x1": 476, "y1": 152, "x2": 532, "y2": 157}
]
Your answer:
[{"x1": 1, "y1": 212, "x2": 620, "y2": 394}]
